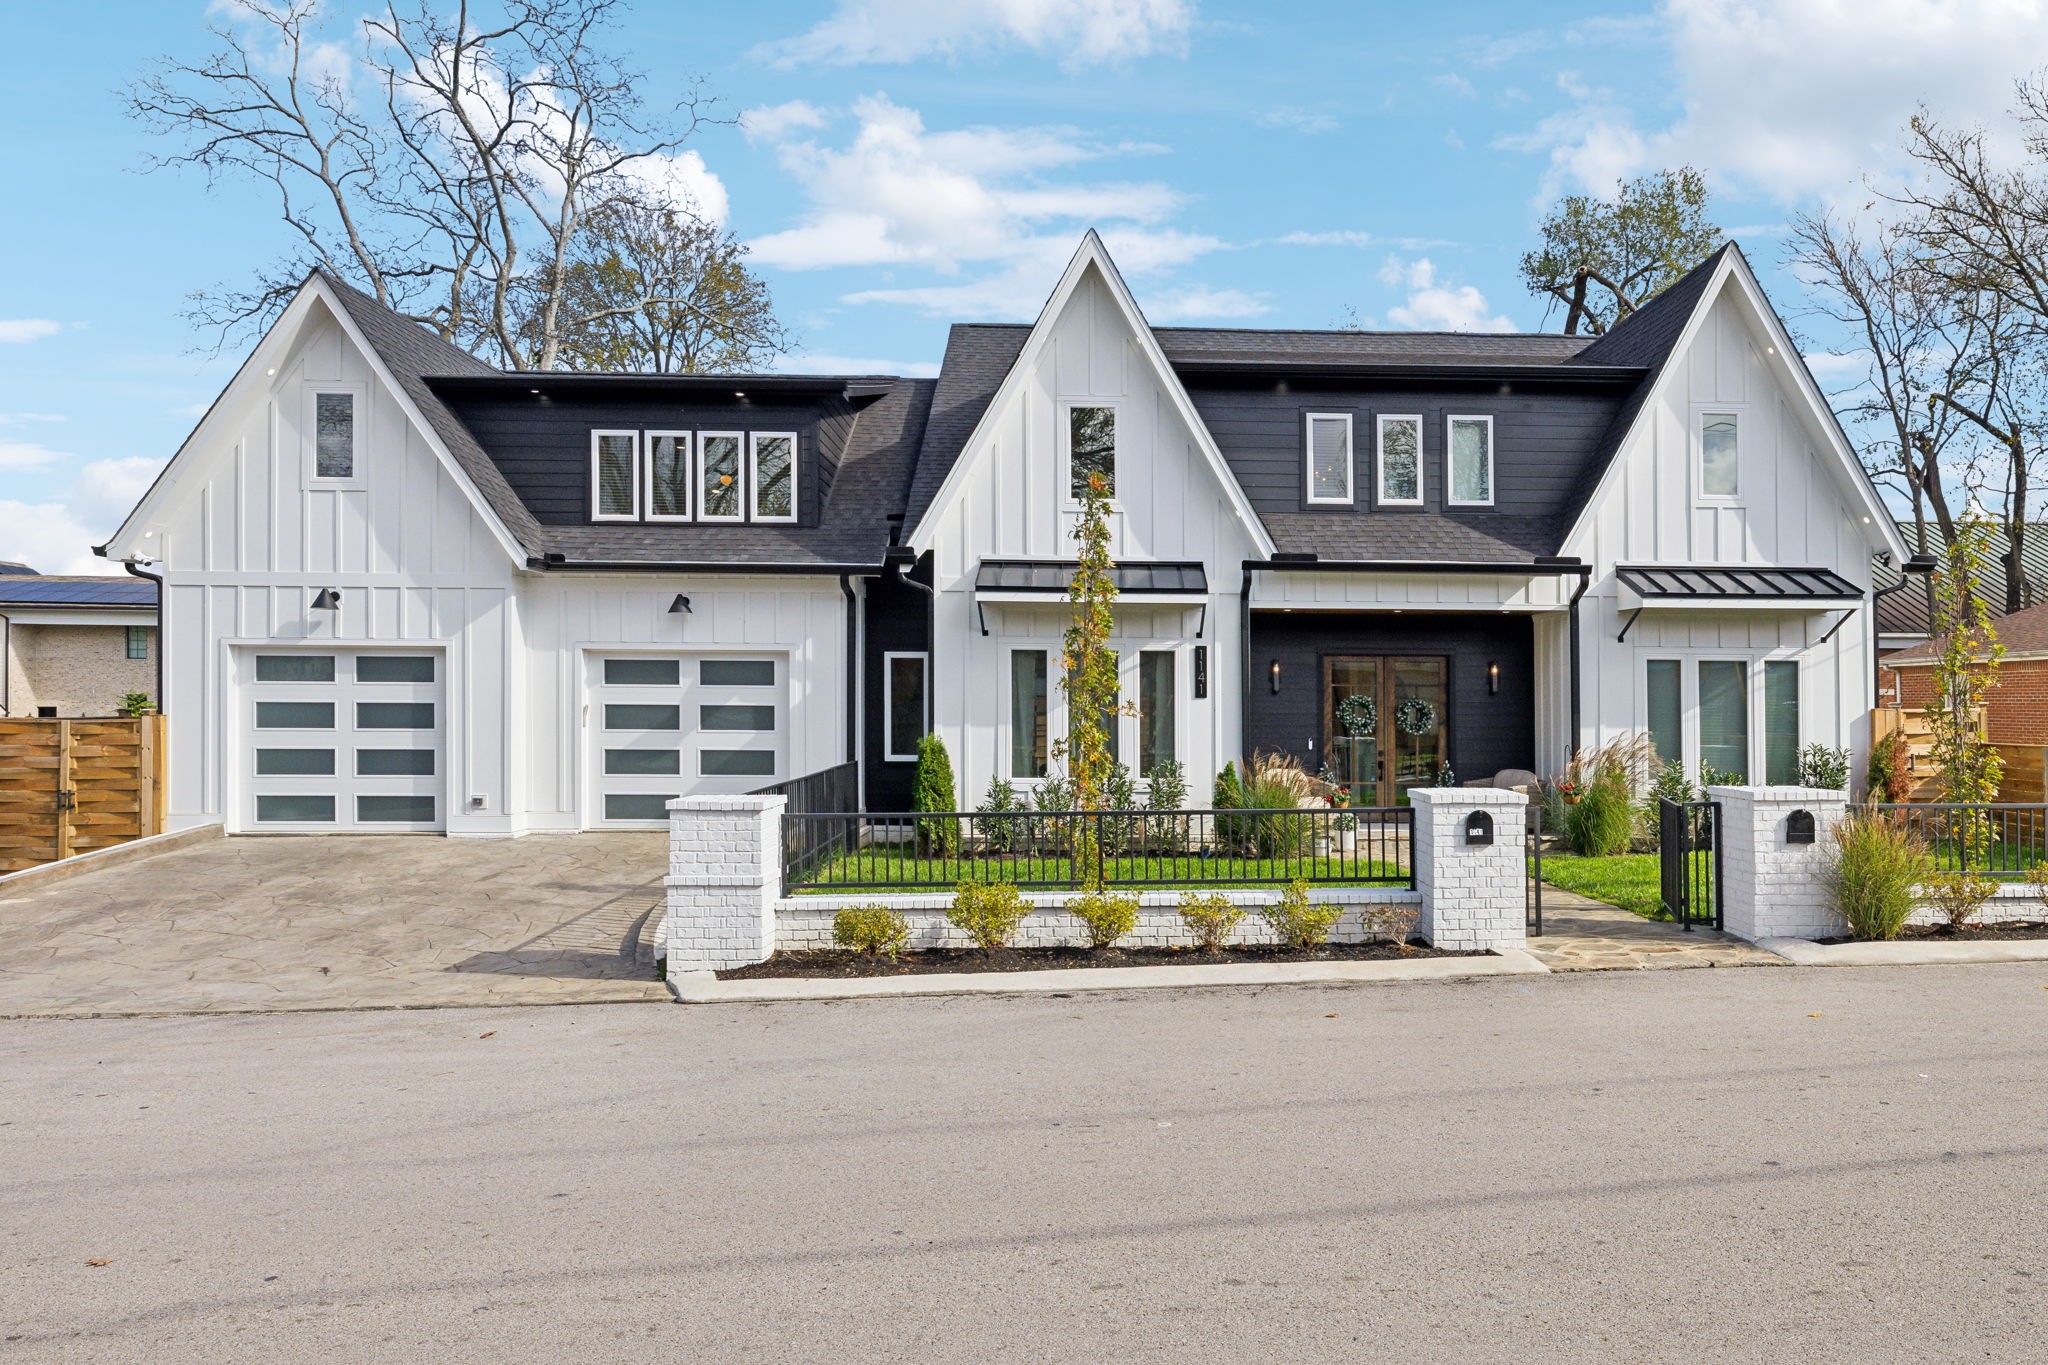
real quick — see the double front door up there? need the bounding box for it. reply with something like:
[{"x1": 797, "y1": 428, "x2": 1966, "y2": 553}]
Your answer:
[{"x1": 1324, "y1": 656, "x2": 1447, "y2": 807}]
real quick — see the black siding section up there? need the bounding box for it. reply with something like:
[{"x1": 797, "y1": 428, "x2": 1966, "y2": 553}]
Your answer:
[
  {"x1": 443, "y1": 390, "x2": 851, "y2": 527},
  {"x1": 1182, "y1": 377, "x2": 1627, "y2": 520},
  {"x1": 861, "y1": 569, "x2": 931, "y2": 810},
  {"x1": 1244, "y1": 613, "x2": 1535, "y2": 785}
]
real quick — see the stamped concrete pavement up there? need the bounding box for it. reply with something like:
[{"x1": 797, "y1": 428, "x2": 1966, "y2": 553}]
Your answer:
[{"x1": 0, "y1": 833, "x2": 670, "y2": 1017}]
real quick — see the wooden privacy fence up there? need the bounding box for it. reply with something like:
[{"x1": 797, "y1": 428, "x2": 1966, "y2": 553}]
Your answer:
[{"x1": 0, "y1": 715, "x2": 167, "y2": 873}]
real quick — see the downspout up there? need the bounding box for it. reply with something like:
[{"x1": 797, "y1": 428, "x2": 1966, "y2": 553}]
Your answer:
[
  {"x1": 1566, "y1": 569, "x2": 1592, "y2": 766},
  {"x1": 0, "y1": 611, "x2": 10, "y2": 714},
  {"x1": 839, "y1": 574, "x2": 858, "y2": 766},
  {"x1": 1871, "y1": 554, "x2": 1939, "y2": 712},
  {"x1": 1239, "y1": 567, "x2": 1253, "y2": 770},
  {"x1": 892, "y1": 549, "x2": 937, "y2": 742},
  {"x1": 121, "y1": 558, "x2": 166, "y2": 709}
]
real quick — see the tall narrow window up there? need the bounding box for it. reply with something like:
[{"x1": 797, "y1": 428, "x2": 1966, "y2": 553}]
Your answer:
[
  {"x1": 1698, "y1": 660, "x2": 1749, "y2": 781},
  {"x1": 750, "y1": 432, "x2": 797, "y2": 522},
  {"x1": 1764, "y1": 660, "x2": 1800, "y2": 784},
  {"x1": 699, "y1": 433, "x2": 743, "y2": 521},
  {"x1": 1068, "y1": 405, "x2": 1116, "y2": 499},
  {"x1": 591, "y1": 430, "x2": 639, "y2": 521},
  {"x1": 884, "y1": 652, "x2": 928, "y2": 762},
  {"x1": 314, "y1": 391, "x2": 357, "y2": 479},
  {"x1": 647, "y1": 432, "x2": 691, "y2": 520},
  {"x1": 1700, "y1": 413, "x2": 1739, "y2": 497},
  {"x1": 1305, "y1": 413, "x2": 1353, "y2": 504},
  {"x1": 1447, "y1": 415, "x2": 1493, "y2": 506},
  {"x1": 1138, "y1": 650, "x2": 1176, "y2": 775},
  {"x1": 1011, "y1": 650, "x2": 1048, "y2": 779},
  {"x1": 1645, "y1": 659, "x2": 1681, "y2": 768},
  {"x1": 1376, "y1": 414, "x2": 1422, "y2": 505}
]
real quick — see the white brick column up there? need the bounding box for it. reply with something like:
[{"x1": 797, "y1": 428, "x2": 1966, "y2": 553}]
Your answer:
[
  {"x1": 662, "y1": 795, "x2": 785, "y2": 972},
  {"x1": 1708, "y1": 786, "x2": 1850, "y2": 942},
  {"x1": 1410, "y1": 787, "x2": 1529, "y2": 952}
]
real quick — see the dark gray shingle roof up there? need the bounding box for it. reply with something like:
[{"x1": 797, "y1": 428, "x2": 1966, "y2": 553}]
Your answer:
[{"x1": 1156, "y1": 327, "x2": 1594, "y2": 367}]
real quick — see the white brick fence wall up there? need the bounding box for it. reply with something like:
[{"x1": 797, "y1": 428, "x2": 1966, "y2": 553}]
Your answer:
[{"x1": 660, "y1": 788, "x2": 1537, "y2": 972}]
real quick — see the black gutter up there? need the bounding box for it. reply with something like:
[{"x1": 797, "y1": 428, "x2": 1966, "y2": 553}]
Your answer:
[
  {"x1": 1241, "y1": 557, "x2": 1591, "y2": 577},
  {"x1": 1174, "y1": 360, "x2": 1647, "y2": 384},
  {"x1": 525, "y1": 556, "x2": 885, "y2": 576},
  {"x1": 1871, "y1": 553, "x2": 1940, "y2": 711},
  {"x1": 121, "y1": 559, "x2": 166, "y2": 708},
  {"x1": 891, "y1": 549, "x2": 938, "y2": 741}
]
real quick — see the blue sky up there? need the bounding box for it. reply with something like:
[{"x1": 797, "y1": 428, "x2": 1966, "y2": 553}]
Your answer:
[{"x1": 4, "y1": 0, "x2": 2043, "y2": 572}]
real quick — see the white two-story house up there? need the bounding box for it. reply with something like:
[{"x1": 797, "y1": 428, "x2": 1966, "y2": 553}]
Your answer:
[{"x1": 99, "y1": 232, "x2": 1903, "y2": 835}]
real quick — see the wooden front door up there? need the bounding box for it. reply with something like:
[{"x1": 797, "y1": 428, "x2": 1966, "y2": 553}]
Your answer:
[{"x1": 1324, "y1": 656, "x2": 1448, "y2": 807}]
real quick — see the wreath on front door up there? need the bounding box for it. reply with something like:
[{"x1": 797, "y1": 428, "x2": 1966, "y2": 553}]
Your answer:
[
  {"x1": 1336, "y1": 694, "x2": 1377, "y2": 737},
  {"x1": 1394, "y1": 697, "x2": 1438, "y2": 736}
]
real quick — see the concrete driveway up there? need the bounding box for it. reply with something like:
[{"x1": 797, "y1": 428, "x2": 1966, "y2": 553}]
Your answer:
[{"x1": 0, "y1": 832, "x2": 670, "y2": 1016}]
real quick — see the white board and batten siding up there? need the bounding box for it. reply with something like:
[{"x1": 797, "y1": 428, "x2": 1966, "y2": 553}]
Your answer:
[
  {"x1": 1560, "y1": 282, "x2": 1884, "y2": 774},
  {"x1": 915, "y1": 268, "x2": 1265, "y2": 803}
]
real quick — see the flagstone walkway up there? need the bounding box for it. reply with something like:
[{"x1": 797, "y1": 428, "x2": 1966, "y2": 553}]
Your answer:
[{"x1": 1525, "y1": 889, "x2": 1787, "y2": 971}]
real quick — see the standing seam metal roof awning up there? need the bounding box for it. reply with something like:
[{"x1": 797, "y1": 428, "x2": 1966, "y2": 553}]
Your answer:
[
  {"x1": 1615, "y1": 564, "x2": 1861, "y2": 601},
  {"x1": 1613, "y1": 564, "x2": 1861, "y2": 644},
  {"x1": 974, "y1": 560, "x2": 1209, "y2": 595}
]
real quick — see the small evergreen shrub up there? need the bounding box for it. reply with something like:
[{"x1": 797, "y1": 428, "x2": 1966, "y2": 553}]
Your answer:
[
  {"x1": 1259, "y1": 879, "x2": 1343, "y2": 949},
  {"x1": 1212, "y1": 761, "x2": 1249, "y2": 849},
  {"x1": 978, "y1": 776, "x2": 1026, "y2": 852},
  {"x1": 1069, "y1": 890, "x2": 1139, "y2": 949},
  {"x1": 2029, "y1": 862, "x2": 2048, "y2": 919},
  {"x1": 912, "y1": 733, "x2": 960, "y2": 857},
  {"x1": 1361, "y1": 901, "x2": 1420, "y2": 949},
  {"x1": 1176, "y1": 892, "x2": 1244, "y2": 951},
  {"x1": 833, "y1": 905, "x2": 911, "y2": 959},
  {"x1": 116, "y1": 691, "x2": 154, "y2": 718},
  {"x1": 1824, "y1": 811, "x2": 1933, "y2": 941},
  {"x1": 1145, "y1": 759, "x2": 1188, "y2": 851},
  {"x1": 1924, "y1": 869, "x2": 1997, "y2": 931},
  {"x1": 947, "y1": 880, "x2": 1027, "y2": 950},
  {"x1": 1796, "y1": 744, "x2": 1850, "y2": 791}
]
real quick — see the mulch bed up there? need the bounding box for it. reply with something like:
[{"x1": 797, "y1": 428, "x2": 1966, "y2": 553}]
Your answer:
[
  {"x1": 1817, "y1": 920, "x2": 2048, "y2": 945},
  {"x1": 718, "y1": 940, "x2": 1479, "y2": 980}
]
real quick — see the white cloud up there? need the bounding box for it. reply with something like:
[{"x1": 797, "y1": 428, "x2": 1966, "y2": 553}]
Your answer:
[
  {"x1": 623, "y1": 148, "x2": 730, "y2": 226},
  {"x1": 1276, "y1": 229, "x2": 1457, "y2": 251},
  {"x1": 756, "y1": 0, "x2": 1194, "y2": 69},
  {"x1": 767, "y1": 352, "x2": 943, "y2": 377},
  {"x1": 0, "y1": 440, "x2": 67, "y2": 470},
  {"x1": 1142, "y1": 286, "x2": 1272, "y2": 321},
  {"x1": 0, "y1": 319, "x2": 61, "y2": 344},
  {"x1": 1433, "y1": 73, "x2": 1476, "y2": 99},
  {"x1": 1803, "y1": 350, "x2": 1869, "y2": 382},
  {"x1": 1255, "y1": 107, "x2": 1339, "y2": 134},
  {"x1": 746, "y1": 94, "x2": 1218, "y2": 308},
  {"x1": 1377, "y1": 258, "x2": 1516, "y2": 333},
  {"x1": 0, "y1": 412, "x2": 65, "y2": 425},
  {"x1": 741, "y1": 100, "x2": 829, "y2": 143},
  {"x1": 1504, "y1": 0, "x2": 2048, "y2": 202},
  {"x1": 0, "y1": 456, "x2": 167, "y2": 576}
]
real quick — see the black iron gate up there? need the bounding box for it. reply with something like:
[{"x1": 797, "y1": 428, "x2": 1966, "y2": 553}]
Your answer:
[
  {"x1": 1658, "y1": 797, "x2": 1721, "y2": 931},
  {"x1": 1524, "y1": 803, "x2": 1543, "y2": 937}
]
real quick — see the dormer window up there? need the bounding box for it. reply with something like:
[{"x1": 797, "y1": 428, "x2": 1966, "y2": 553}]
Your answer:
[
  {"x1": 1447, "y1": 415, "x2": 1494, "y2": 507},
  {"x1": 305, "y1": 384, "x2": 366, "y2": 486},
  {"x1": 699, "y1": 432, "x2": 744, "y2": 521},
  {"x1": 591, "y1": 430, "x2": 640, "y2": 521},
  {"x1": 1305, "y1": 413, "x2": 1353, "y2": 505},
  {"x1": 1067, "y1": 405, "x2": 1116, "y2": 499},
  {"x1": 1376, "y1": 414, "x2": 1422, "y2": 506},
  {"x1": 750, "y1": 432, "x2": 798, "y2": 523},
  {"x1": 647, "y1": 431, "x2": 692, "y2": 521},
  {"x1": 1699, "y1": 412, "x2": 1739, "y2": 498}
]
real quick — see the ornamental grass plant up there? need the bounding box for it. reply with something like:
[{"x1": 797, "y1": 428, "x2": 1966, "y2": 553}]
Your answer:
[{"x1": 1824, "y1": 811, "x2": 1934, "y2": 941}]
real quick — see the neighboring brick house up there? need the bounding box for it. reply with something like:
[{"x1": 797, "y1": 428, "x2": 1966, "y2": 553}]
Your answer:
[
  {"x1": 1883, "y1": 599, "x2": 2048, "y2": 745},
  {"x1": 0, "y1": 568, "x2": 160, "y2": 717}
]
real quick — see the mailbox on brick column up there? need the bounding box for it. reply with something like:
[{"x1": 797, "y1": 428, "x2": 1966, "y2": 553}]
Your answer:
[
  {"x1": 1464, "y1": 810, "x2": 1494, "y2": 846},
  {"x1": 1785, "y1": 809, "x2": 1815, "y2": 845}
]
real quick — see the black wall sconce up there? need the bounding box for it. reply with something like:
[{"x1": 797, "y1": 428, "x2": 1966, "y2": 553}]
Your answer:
[
  {"x1": 668, "y1": 594, "x2": 693, "y2": 614},
  {"x1": 1464, "y1": 810, "x2": 1495, "y2": 845},
  {"x1": 1786, "y1": 809, "x2": 1816, "y2": 845},
  {"x1": 310, "y1": 588, "x2": 341, "y2": 611},
  {"x1": 1488, "y1": 661, "x2": 1500, "y2": 695},
  {"x1": 1269, "y1": 659, "x2": 1281, "y2": 694}
]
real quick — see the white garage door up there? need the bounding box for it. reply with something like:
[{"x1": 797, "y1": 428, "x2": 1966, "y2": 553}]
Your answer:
[
  {"x1": 240, "y1": 649, "x2": 443, "y2": 831},
  {"x1": 588, "y1": 653, "x2": 785, "y2": 826}
]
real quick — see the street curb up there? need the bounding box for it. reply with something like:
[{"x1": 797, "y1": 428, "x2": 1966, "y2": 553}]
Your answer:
[
  {"x1": 1756, "y1": 936, "x2": 2048, "y2": 967},
  {"x1": 0, "y1": 823, "x2": 223, "y2": 897},
  {"x1": 666, "y1": 948, "x2": 1550, "y2": 1003}
]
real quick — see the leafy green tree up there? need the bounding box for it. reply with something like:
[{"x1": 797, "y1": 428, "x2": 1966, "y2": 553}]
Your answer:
[
  {"x1": 1519, "y1": 167, "x2": 1723, "y2": 335},
  {"x1": 1055, "y1": 471, "x2": 1132, "y2": 889},
  {"x1": 1930, "y1": 510, "x2": 2006, "y2": 864}
]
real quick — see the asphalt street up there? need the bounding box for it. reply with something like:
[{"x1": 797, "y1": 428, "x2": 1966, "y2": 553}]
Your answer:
[{"x1": 4, "y1": 964, "x2": 2046, "y2": 1362}]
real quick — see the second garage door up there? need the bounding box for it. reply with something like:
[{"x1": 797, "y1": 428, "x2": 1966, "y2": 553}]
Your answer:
[{"x1": 588, "y1": 653, "x2": 786, "y2": 825}]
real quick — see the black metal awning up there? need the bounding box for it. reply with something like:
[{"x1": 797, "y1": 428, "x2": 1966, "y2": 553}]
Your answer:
[
  {"x1": 974, "y1": 559, "x2": 1209, "y2": 595},
  {"x1": 1614, "y1": 564, "x2": 1862, "y2": 643}
]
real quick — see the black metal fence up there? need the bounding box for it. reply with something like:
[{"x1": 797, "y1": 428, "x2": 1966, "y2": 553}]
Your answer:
[
  {"x1": 1524, "y1": 804, "x2": 1543, "y2": 938},
  {"x1": 782, "y1": 805, "x2": 1415, "y2": 894},
  {"x1": 755, "y1": 763, "x2": 860, "y2": 884},
  {"x1": 1873, "y1": 803, "x2": 2048, "y2": 878},
  {"x1": 1658, "y1": 797, "x2": 1721, "y2": 931}
]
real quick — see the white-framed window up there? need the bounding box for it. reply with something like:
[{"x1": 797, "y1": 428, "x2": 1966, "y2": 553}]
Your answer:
[
  {"x1": 1010, "y1": 649, "x2": 1049, "y2": 779},
  {"x1": 1446, "y1": 414, "x2": 1494, "y2": 507},
  {"x1": 883, "y1": 651, "x2": 929, "y2": 763},
  {"x1": 1137, "y1": 649, "x2": 1177, "y2": 775},
  {"x1": 1065, "y1": 403, "x2": 1117, "y2": 502},
  {"x1": 698, "y1": 431, "x2": 745, "y2": 522},
  {"x1": 1376, "y1": 413, "x2": 1423, "y2": 506},
  {"x1": 1639, "y1": 650, "x2": 1801, "y2": 784},
  {"x1": 1304, "y1": 412, "x2": 1354, "y2": 505},
  {"x1": 749, "y1": 431, "x2": 799, "y2": 523},
  {"x1": 645, "y1": 431, "x2": 692, "y2": 522},
  {"x1": 304, "y1": 383, "x2": 366, "y2": 485},
  {"x1": 590, "y1": 429, "x2": 640, "y2": 521},
  {"x1": 1698, "y1": 410, "x2": 1740, "y2": 499}
]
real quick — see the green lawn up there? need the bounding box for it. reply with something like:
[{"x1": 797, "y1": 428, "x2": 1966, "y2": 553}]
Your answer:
[
  {"x1": 1539, "y1": 853, "x2": 1667, "y2": 920},
  {"x1": 791, "y1": 842, "x2": 1408, "y2": 892}
]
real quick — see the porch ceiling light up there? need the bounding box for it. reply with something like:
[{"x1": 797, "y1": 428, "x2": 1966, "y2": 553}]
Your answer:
[
  {"x1": 669, "y1": 594, "x2": 693, "y2": 614},
  {"x1": 310, "y1": 588, "x2": 341, "y2": 611}
]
